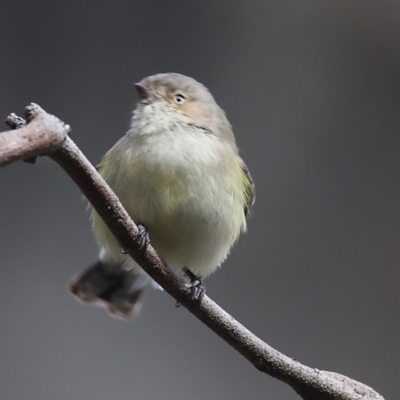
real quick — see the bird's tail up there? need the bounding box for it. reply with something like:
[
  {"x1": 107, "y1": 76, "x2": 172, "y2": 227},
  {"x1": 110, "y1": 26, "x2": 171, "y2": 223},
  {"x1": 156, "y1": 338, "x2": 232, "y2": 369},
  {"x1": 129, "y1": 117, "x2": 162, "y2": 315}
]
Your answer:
[{"x1": 69, "y1": 261, "x2": 150, "y2": 320}]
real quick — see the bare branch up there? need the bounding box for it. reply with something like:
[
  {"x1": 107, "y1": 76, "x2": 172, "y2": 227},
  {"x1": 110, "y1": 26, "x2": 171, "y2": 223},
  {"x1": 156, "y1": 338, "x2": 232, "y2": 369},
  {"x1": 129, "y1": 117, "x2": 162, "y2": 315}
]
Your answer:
[
  {"x1": 1, "y1": 103, "x2": 70, "y2": 167},
  {"x1": 1, "y1": 104, "x2": 385, "y2": 400}
]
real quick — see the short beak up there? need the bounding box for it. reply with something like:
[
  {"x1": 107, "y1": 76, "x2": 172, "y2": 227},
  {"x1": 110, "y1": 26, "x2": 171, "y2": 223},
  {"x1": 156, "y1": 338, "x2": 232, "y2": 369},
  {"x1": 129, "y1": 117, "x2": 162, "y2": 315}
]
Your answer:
[{"x1": 134, "y1": 82, "x2": 155, "y2": 102}]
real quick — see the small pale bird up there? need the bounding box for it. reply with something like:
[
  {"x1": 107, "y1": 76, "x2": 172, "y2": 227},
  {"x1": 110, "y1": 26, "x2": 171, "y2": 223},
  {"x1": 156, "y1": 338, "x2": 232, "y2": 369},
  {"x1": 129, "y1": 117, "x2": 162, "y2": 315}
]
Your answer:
[{"x1": 70, "y1": 73, "x2": 255, "y2": 319}]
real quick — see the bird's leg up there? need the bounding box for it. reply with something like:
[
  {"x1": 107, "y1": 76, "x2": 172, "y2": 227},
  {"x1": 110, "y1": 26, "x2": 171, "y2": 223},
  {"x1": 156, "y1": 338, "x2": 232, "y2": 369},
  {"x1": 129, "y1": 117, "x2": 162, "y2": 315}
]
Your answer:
[
  {"x1": 175, "y1": 267, "x2": 206, "y2": 307},
  {"x1": 121, "y1": 223, "x2": 150, "y2": 254}
]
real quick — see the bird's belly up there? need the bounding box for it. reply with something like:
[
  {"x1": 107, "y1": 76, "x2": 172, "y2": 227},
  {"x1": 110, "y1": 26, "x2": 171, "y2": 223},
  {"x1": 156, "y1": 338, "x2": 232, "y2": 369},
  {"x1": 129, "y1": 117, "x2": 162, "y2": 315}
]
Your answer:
[
  {"x1": 122, "y1": 178, "x2": 244, "y2": 278},
  {"x1": 93, "y1": 133, "x2": 246, "y2": 278}
]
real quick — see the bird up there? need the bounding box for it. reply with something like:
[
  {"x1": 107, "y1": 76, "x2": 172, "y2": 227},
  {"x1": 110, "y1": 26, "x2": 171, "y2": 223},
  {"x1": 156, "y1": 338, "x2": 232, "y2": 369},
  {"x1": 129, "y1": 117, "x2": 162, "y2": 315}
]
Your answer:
[{"x1": 70, "y1": 73, "x2": 255, "y2": 319}]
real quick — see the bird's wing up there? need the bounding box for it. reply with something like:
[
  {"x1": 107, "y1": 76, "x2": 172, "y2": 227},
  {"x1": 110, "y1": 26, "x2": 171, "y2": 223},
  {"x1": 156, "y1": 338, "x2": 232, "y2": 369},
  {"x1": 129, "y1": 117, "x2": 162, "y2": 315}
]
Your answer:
[{"x1": 241, "y1": 162, "x2": 255, "y2": 216}]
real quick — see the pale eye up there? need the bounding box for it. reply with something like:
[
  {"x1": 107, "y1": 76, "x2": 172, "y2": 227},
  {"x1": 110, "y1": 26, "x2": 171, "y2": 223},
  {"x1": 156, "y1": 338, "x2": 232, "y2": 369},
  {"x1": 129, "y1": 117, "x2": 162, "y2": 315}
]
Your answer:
[{"x1": 173, "y1": 93, "x2": 185, "y2": 104}]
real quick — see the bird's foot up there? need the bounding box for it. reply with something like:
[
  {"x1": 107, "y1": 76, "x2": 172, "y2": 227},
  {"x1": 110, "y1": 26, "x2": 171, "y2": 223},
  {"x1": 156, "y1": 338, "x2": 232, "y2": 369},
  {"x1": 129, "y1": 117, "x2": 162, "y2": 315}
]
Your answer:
[
  {"x1": 121, "y1": 223, "x2": 150, "y2": 254},
  {"x1": 175, "y1": 267, "x2": 206, "y2": 308}
]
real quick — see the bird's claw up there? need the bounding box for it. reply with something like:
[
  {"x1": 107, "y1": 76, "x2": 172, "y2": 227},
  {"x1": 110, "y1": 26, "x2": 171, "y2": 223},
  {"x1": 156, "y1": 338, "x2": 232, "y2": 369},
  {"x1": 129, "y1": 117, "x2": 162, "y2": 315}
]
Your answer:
[
  {"x1": 121, "y1": 223, "x2": 150, "y2": 254},
  {"x1": 184, "y1": 267, "x2": 206, "y2": 302}
]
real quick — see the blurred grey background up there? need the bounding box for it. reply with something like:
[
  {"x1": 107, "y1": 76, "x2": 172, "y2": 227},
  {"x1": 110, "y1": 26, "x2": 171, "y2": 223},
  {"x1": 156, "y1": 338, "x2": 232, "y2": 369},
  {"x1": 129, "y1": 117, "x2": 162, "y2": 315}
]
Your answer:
[{"x1": 1, "y1": 1, "x2": 399, "y2": 399}]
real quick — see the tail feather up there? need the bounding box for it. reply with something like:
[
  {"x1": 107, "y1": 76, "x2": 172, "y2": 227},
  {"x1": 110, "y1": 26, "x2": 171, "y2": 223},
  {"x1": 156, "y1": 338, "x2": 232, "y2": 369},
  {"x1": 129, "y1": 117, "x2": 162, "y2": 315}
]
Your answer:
[{"x1": 69, "y1": 261, "x2": 150, "y2": 320}]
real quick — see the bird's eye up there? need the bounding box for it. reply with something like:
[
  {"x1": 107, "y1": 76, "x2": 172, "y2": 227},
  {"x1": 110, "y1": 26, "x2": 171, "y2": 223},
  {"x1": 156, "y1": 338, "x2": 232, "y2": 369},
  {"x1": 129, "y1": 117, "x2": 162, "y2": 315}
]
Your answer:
[{"x1": 173, "y1": 94, "x2": 185, "y2": 104}]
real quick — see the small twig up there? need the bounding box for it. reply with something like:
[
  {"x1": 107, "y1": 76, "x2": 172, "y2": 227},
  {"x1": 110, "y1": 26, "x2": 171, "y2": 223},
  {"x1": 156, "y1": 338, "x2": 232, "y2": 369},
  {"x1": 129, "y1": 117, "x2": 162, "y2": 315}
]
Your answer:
[
  {"x1": 2, "y1": 104, "x2": 70, "y2": 167},
  {"x1": 0, "y1": 104, "x2": 385, "y2": 400}
]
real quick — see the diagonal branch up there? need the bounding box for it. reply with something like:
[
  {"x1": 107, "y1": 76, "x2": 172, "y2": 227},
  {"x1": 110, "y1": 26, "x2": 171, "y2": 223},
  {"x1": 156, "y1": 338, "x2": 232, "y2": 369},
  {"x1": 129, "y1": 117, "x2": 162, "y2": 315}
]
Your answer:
[{"x1": 2, "y1": 104, "x2": 384, "y2": 400}]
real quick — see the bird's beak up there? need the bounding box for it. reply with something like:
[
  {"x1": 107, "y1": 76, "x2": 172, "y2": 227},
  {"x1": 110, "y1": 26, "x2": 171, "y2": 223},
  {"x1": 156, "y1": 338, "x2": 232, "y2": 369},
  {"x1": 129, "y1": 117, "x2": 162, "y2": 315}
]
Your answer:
[{"x1": 134, "y1": 82, "x2": 156, "y2": 102}]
